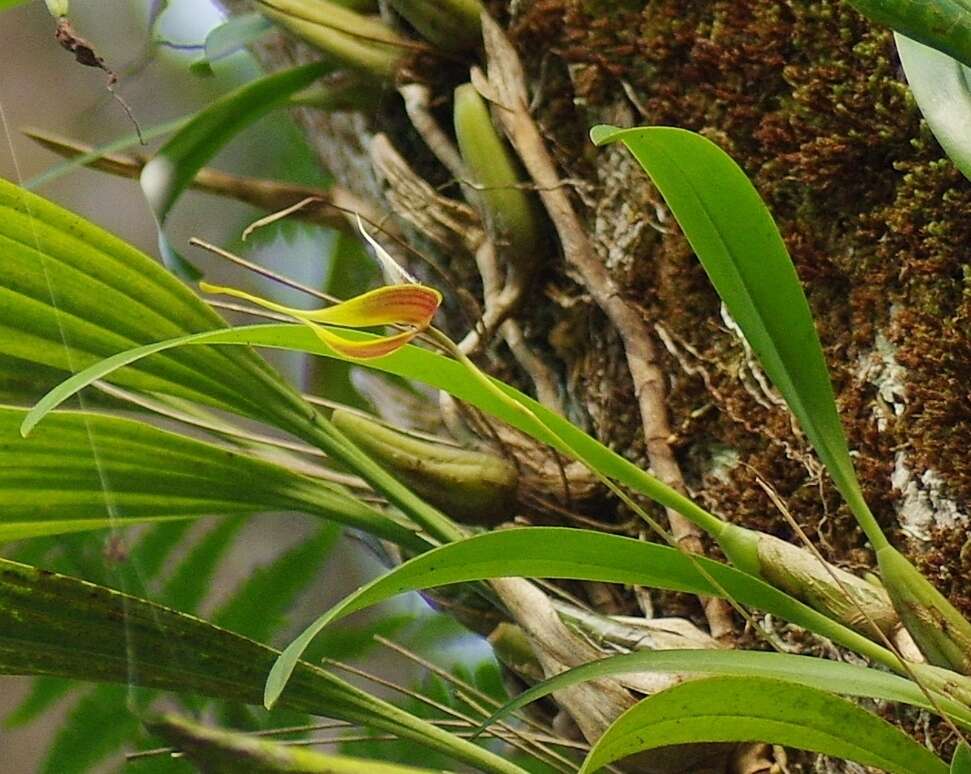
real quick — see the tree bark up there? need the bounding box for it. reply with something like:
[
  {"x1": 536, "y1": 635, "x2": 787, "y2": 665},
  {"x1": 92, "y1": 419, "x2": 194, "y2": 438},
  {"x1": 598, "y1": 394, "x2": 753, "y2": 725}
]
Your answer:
[{"x1": 232, "y1": 1, "x2": 971, "y2": 769}]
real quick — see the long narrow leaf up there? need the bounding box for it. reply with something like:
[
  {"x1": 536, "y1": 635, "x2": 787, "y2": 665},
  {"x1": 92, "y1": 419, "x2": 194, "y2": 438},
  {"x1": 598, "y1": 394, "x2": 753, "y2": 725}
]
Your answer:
[
  {"x1": 150, "y1": 713, "x2": 445, "y2": 774},
  {"x1": 590, "y1": 124, "x2": 883, "y2": 547},
  {"x1": 592, "y1": 124, "x2": 971, "y2": 673},
  {"x1": 579, "y1": 675, "x2": 947, "y2": 774},
  {"x1": 259, "y1": 527, "x2": 903, "y2": 707},
  {"x1": 0, "y1": 559, "x2": 526, "y2": 774},
  {"x1": 5, "y1": 522, "x2": 192, "y2": 730},
  {"x1": 22, "y1": 324, "x2": 723, "y2": 540},
  {"x1": 478, "y1": 648, "x2": 971, "y2": 732},
  {"x1": 0, "y1": 178, "x2": 304, "y2": 433},
  {"x1": 1, "y1": 406, "x2": 422, "y2": 547}
]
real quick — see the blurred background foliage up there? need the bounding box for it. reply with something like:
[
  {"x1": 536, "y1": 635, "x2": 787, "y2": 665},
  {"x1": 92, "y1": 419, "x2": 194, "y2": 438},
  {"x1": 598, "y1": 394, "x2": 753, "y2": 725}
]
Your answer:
[{"x1": 0, "y1": 2, "x2": 495, "y2": 771}]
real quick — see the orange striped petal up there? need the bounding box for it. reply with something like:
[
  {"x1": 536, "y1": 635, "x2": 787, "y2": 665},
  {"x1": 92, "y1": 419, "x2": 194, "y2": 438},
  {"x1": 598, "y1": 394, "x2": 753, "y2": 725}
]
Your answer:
[
  {"x1": 304, "y1": 285, "x2": 441, "y2": 328},
  {"x1": 312, "y1": 326, "x2": 419, "y2": 360}
]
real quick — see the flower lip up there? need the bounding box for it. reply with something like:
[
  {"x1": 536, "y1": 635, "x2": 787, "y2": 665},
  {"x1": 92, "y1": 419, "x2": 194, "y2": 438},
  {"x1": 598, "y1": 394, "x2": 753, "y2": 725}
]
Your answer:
[{"x1": 199, "y1": 281, "x2": 442, "y2": 361}]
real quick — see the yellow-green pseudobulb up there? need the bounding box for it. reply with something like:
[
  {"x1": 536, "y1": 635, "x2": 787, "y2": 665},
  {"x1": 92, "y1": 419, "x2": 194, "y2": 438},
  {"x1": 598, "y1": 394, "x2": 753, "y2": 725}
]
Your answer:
[{"x1": 331, "y1": 409, "x2": 518, "y2": 525}]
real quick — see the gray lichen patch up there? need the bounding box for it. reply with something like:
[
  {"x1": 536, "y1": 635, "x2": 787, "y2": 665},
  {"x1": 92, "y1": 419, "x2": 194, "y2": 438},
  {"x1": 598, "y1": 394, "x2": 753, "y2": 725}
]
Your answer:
[
  {"x1": 892, "y1": 452, "x2": 969, "y2": 543},
  {"x1": 857, "y1": 329, "x2": 908, "y2": 433}
]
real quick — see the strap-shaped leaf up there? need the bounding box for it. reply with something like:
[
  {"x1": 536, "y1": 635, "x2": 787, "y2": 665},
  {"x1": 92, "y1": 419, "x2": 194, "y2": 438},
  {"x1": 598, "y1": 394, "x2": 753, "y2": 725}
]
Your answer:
[
  {"x1": 896, "y1": 32, "x2": 971, "y2": 182},
  {"x1": 0, "y1": 178, "x2": 303, "y2": 432},
  {"x1": 590, "y1": 125, "x2": 885, "y2": 548},
  {"x1": 150, "y1": 713, "x2": 444, "y2": 774},
  {"x1": 477, "y1": 648, "x2": 971, "y2": 733},
  {"x1": 260, "y1": 526, "x2": 905, "y2": 707},
  {"x1": 0, "y1": 559, "x2": 525, "y2": 774},
  {"x1": 0, "y1": 406, "x2": 423, "y2": 548},
  {"x1": 22, "y1": 323, "x2": 725, "y2": 540},
  {"x1": 28, "y1": 322, "x2": 971, "y2": 675},
  {"x1": 21, "y1": 322, "x2": 927, "y2": 668},
  {"x1": 592, "y1": 125, "x2": 971, "y2": 674},
  {"x1": 579, "y1": 675, "x2": 946, "y2": 774}
]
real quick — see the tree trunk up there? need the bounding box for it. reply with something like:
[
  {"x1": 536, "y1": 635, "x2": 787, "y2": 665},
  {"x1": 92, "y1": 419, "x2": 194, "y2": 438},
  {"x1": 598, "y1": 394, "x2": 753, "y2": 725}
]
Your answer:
[{"x1": 232, "y1": 1, "x2": 970, "y2": 770}]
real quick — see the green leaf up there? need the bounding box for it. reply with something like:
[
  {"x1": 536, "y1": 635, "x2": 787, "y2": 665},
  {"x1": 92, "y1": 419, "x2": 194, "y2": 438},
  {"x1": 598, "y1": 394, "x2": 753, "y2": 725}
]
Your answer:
[
  {"x1": 0, "y1": 177, "x2": 303, "y2": 432},
  {"x1": 590, "y1": 124, "x2": 883, "y2": 547},
  {"x1": 161, "y1": 517, "x2": 248, "y2": 613},
  {"x1": 0, "y1": 559, "x2": 527, "y2": 774},
  {"x1": 593, "y1": 125, "x2": 971, "y2": 673},
  {"x1": 149, "y1": 713, "x2": 446, "y2": 774},
  {"x1": 4, "y1": 676, "x2": 72, "y2": 729},
  {"x1": 23, "y1": 323, "x2": 725, "y2": 542},
  {"x1": 19, "y1": 522, "x2": 319, "y2": 771},
  {"x1": 579, "y1": 675, "x2": 947, "y2": 774},
  {"x1": 41, "y1": 684, "x2": 143, "y2": 774},
  {"x1": 0, "y1": 0, "x2": 28, "y2": 10},
  {"x1": 953, "y1": 742, "x2": 971, "y2": 773},
  {"x1": 263, "y1": 527, "x2": 902, "y2": 708},
  {"x1": 896, "y1": 32, "x2": 971, "y2": 182},
  {"x1": 0, "y1": 406, "x2": 420, "y2": 547},
  {"x1": 24, "y1": 321, "x2": 925, "y2": 657},
  {"x1": 5, "y1": 522, "x2": 191, "y2": 731},
  {"x1": 845, "y1": 0, "x2": 971, "y2": 69},
  {"x1": 479, "y1": 648, "x2": 971, "y2": 733},
  {"x1": 27, "y1": 317, "x2": 969, "y2": 673},
  {"x1": 139, "y1": 61, "x2": 332, "y2": 278},
  {"x1": 213, "y1": 523, "x2": 340, "y2": 642}
]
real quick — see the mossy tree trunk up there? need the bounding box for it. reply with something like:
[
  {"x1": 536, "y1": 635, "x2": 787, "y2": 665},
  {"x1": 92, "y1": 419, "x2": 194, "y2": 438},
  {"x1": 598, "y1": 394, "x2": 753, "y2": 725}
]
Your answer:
[{"x1": 232, "y1": 1, "x2": 970, "y2": 770}]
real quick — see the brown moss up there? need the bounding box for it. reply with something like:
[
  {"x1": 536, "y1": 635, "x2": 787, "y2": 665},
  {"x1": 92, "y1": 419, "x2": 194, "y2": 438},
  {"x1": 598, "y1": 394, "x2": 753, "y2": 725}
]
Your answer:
[{"x1": 501, "y1": 1, "x2": 970, "y2": 589}]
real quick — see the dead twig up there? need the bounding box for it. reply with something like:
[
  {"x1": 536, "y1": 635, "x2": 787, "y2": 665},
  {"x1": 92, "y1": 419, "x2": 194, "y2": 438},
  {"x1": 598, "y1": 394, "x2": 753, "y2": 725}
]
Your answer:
[
  {"x1": 22, "y1": 128, "x2": 380, "y2": 236},
  {"x1": 53, "y1": 17, "x2": 144, "y2": 144}
]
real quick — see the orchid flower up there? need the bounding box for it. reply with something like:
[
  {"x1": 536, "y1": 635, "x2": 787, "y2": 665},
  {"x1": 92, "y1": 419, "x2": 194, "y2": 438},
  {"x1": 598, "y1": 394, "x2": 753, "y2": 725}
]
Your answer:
[{"x1": 200, "y1": 218, "x2": 441, "y2": 360}]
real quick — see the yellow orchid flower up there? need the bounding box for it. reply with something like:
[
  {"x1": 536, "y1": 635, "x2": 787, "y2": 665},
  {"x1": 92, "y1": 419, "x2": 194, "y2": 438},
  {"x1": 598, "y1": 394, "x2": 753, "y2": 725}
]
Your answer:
[{"x1": 199, "y1": 281, "x2": 442, "y2": 360}]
